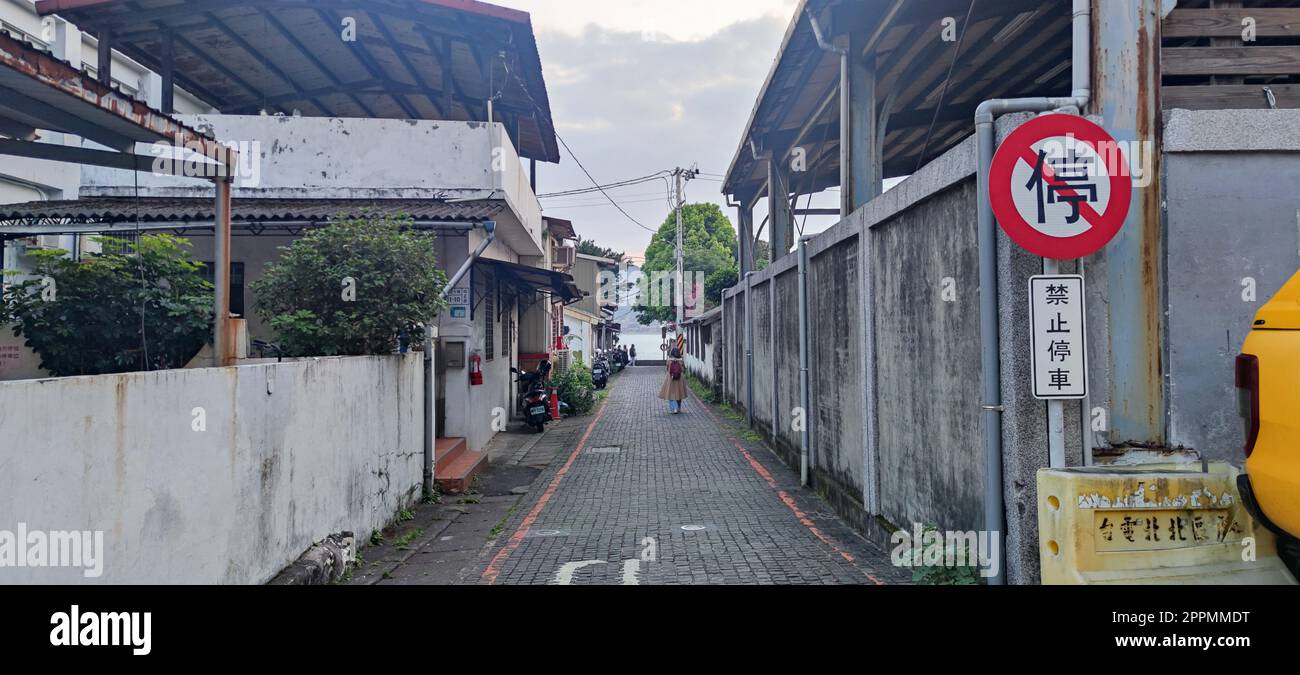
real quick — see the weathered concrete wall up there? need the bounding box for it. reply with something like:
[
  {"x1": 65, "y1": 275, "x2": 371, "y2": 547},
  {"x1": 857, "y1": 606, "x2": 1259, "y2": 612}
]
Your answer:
[
  {"x1": 80, "y1": 116, "x2": 543, "y2": 256},
  {"x1": 808, "y1": 237, "x2": 864, "y2": 496},
  {"x1": 1163, "y1": 109, "x2": 1300, "y2": 462},
  {"x1": 714, "y1": 113, "x2": 1059, "y2": 581},
  {"x1": 0, "y1": 355, "x2": 424, "y2": 584},
  {"x1": 750, "y1": 280, "x2": 773, "y2": 429},
  {"x1": 773, "y1": 268, "x2": 800, "y2": 448},
  {"x1": 872, "y1": 180, "x2": 982, "y2": 532}
]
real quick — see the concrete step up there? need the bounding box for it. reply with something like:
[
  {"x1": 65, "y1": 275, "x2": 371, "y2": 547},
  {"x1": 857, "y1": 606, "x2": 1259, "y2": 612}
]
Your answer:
[
  {"x1": 434, "y1": 437, "x2": 485, "y2": 495},
  {"x1": 434, "y1": 437, "x2": 467, "y2": 471}
]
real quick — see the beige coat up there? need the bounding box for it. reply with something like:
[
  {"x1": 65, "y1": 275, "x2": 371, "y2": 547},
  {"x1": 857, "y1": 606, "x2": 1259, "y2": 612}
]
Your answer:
[{"x1": 658, "y1": 358, "x2": 688, "y2": 401}]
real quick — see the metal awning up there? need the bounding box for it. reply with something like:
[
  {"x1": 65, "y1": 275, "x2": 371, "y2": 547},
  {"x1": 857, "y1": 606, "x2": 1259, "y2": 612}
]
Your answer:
[
  {"x1": 474, "y1": 257, "x2": 584, "y2": 305},
  {"x1": 723, "y1": 0, "x2": 1072, "y2": 201},
  {"x1": 35, "y1": 0, "x2": 560, "y2": 163},
  {"x1": 544, "y1": 216, "x2": 576, "y2": 241}
]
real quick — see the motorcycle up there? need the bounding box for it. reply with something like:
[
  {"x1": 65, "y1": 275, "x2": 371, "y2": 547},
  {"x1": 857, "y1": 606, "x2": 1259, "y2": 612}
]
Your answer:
[
  {"x1": 591, "y1": 356, "x2": 609, "y2": 390},
  {"x1": 512, "y1": 361, "x2": 553, "y2": 433}
]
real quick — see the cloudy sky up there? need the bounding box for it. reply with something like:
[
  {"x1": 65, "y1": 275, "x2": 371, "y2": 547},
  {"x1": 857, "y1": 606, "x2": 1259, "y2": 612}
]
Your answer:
[{"x1": 494, "y1": 0, "x2": 836, "y2": 262}]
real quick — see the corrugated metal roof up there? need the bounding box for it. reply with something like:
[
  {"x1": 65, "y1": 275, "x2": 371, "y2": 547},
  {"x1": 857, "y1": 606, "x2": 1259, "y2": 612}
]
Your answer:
[
  {"x1": 475, "y1": 257, "x2": 584, "y2": 304},
  {"x1": 724, "y1": 0, "x2": 1072, "y2": 199},
  {"x1": 35, "y1": 0, "x2": 560, "y2": 163},
  {"x1": 0, "y1": 197, "x2": 504, "y2": 224}
]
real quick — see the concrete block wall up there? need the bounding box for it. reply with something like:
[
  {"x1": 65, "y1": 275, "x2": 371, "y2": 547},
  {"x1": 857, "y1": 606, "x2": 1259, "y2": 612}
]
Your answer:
[
  {"x1": 718, "y1": 114, "x2": 1070, "y2": 581},
  {"x1": 0, "y1": 355, "x2": 424, "y2": 584},
  {"x1": 1162, "y1": 109, "x2": 1300, "y2": 462},
  {"x1": 871, "y1": 179, "x2": 982, "y2": 532}
]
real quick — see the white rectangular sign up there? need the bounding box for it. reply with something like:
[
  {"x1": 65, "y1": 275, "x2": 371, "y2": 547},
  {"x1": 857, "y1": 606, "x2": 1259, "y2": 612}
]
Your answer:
[
  {"x1": 446, "y1": 286, "x2": 470, "y2": 306},
  {"x1": 1028, "y1": 275, "x2": 1088, "y2": 400}
]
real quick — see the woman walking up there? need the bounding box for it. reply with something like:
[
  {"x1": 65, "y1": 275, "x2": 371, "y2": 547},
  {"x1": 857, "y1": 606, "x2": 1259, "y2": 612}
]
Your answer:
[
  {"x1": 659, "y1": 346, "x2": 687, "y2": 414},
  {"x1": 629, "y1": 344, "x2": 637, "y2": 366}
]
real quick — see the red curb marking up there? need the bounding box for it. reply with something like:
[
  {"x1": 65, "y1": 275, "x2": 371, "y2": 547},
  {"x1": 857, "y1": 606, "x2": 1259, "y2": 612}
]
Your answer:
[
  {"x1": 689, "y1": 391, "x2": 886, "y2": 586},
  {"x1": 481, "y1": 398, "x2": 610, "y2": 585}
]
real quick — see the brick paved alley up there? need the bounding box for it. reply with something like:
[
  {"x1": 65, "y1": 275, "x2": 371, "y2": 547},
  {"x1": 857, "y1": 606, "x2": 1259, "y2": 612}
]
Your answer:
[{"x1": 460, "y1": 366, "x2": 906, "y2": 585}]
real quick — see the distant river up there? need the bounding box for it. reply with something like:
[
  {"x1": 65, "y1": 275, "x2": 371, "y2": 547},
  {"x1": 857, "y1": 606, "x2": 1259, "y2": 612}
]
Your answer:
[{"x1": 620, "y1": 330, "x2": 671, "y2": 361}]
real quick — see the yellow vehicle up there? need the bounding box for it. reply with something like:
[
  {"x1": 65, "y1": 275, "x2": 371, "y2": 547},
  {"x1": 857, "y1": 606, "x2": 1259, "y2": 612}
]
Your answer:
[{"x1": 1237, "y1": 270, "x2": 1300, "y2": 577}]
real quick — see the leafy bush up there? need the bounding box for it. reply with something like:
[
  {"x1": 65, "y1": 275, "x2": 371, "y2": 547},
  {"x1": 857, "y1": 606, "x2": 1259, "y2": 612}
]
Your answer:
[
  {"x1": 903, "y1": 525, "x2": 985, "y2": 585},
  {"x1": 250, "y1": 214, "x2": 447, "y2": 356},
  {"x1": 555, "y1": 359, "x2": 596, "y2": 416},
  {"x1": 2, "y1": 234, "x2": 212, "y2": 376}
]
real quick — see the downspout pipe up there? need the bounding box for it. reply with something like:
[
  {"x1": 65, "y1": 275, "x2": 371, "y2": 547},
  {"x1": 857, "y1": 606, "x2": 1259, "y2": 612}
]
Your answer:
[
  {"x1": 975, "y1": 0, "x2": 1090, "y2": 586},
  {"x1": 797, "y1": 234, "x2": 814, "y2": 486},
  {"x1": 424, "y1": 220, "x2": 496, "y2": 500},
  {"x1": 807, "y1": 11, "x2": 846, "y2": 57}
]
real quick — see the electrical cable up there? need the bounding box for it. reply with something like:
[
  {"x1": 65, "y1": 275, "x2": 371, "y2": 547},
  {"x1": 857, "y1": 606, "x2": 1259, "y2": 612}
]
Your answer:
[
  {"x1": 914, "y1": 0, "x2": 977, "y2": 174},
  {"x1": 502, "y1": 58, "x2": 659, "y2": 232}
]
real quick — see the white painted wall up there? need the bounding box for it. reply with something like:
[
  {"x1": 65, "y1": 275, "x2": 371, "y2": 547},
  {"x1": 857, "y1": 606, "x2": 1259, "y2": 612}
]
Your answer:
[
  {"x1": 80, "y1": 116, "x2": 544, "y2": 255},
  {"x1": 563, "y1": 311, "x2": 595, "y2": 365},
  {"x1": 0, "y1": 355, "x2": 424, "y2": 584}
]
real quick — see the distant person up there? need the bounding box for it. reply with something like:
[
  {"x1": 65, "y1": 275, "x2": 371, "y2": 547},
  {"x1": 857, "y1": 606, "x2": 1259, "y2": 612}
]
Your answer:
[
  {"x1": 659, "y1": 347, "x2": 687, "y2": 414},
  {"x1": 629, "y1": 345, "x2": 637, "y2": 366}
]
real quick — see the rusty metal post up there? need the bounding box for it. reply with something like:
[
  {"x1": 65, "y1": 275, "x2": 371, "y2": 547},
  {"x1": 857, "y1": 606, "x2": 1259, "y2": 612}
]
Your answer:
[
  {"x1": 213, "y1": 175, "x2": 234, "y2": 367},
  {"x1": 160, "y1": 29, "x2": 175, "y2": 115},
  {"x1": 842, "y1": 35, "x2": 879, "y2": 214},
  {"x1": 1094, "y1": 0, "x2": 1165, "y2": 445},
  {"x1": 96, "y1": 26, "x2": 113, "y2": 87},
  {"x1": 736, "y1": 202, "x2": 754, "y2": 276},
  {"x1": 767, "y1": 160, "x2": 791, "y2": 260}
]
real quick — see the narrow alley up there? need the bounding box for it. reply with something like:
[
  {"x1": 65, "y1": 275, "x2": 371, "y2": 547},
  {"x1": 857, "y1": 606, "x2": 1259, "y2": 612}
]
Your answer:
[{"x1": 358, "y1": 367, "x2": 905, "y2": 586}]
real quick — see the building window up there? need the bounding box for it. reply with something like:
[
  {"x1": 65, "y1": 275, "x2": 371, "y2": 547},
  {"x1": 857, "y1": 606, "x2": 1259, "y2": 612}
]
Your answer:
[
  {"x1": 502, "y1": 296, "x2": 513, "y2": 359},
  {"x1": 483, "y1": 272, "x2": 495, "y2": 361}
]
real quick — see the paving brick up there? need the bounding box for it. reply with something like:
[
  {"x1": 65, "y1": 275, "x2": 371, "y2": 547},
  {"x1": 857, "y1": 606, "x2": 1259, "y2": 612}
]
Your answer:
[{"x1": 467, "y1": 366, "x2": 908, "y2": 585}]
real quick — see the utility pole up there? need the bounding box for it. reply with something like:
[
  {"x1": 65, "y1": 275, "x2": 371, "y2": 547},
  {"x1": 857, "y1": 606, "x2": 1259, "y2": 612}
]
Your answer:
[{"x1": 673, "y1": 165, "x2": 698, "y2": 338}]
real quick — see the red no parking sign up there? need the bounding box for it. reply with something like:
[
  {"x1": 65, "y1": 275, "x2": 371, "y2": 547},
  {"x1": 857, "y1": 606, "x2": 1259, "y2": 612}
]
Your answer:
[{"x1": 989, "y1": 114, "x2": 1132, "y2": 260}]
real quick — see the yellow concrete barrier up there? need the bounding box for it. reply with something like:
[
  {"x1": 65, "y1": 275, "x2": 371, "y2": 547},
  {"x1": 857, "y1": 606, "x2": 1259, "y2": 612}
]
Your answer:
[{"x1": 1037, "y1": 463, "x2": 1296, "y2": 584}]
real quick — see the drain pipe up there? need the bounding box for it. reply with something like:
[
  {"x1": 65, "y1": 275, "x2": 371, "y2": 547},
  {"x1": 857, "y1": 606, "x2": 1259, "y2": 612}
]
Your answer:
[
  {"x1": 976, "y1": 0, "x2": 1090, "y2": 585},
  {"x1": 797, "y1": 234, "x2": 814, "y2": 486},
  {"x1": 807, "y1": 10, "x2": 846, "y2": 56},
  {"x1": 424, "y1": 220, "x2": 497, "y2": 499}
]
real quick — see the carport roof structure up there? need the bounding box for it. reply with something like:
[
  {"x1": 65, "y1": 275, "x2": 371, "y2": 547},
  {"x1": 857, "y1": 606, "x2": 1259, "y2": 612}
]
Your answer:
[
  {"x1": 0, "y1": 29, "x2": 233, "y2": 171},
  {"x1": 35, "y1": 0, "x2": 561, "y2": 162},
  {"x1": 0, "y1": 28, "x2": 239, "y2": 365},
  {"x1": 723, "y1": 0, "x2": 1075, "y2": 201}
]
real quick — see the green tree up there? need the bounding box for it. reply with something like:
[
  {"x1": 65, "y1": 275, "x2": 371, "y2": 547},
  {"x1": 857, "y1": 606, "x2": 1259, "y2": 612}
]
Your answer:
[
  {"x1": 2, "y1": 234, "x2": 213, "y2": 376},
  {"x1": 251, "y1": 214, "x2": 447, "y2": 356},
  {"x1": 701, "y1": 240, "x2": 774, "y2": 305},
  {"x1": 635, "y1": 203, "x2": 737, "y2": 324},
  {"x1": 575, "y1": 236, "x2": 624, "y2": 263}
]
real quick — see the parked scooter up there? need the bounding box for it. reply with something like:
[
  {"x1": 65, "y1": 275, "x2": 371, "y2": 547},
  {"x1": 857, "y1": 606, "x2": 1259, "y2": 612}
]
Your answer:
[
  {"x1": 591, "y1": 354, "x2": 609, "y2": 390},
  {"x1": 511, "y1": 360, "x2": 553, "y2": 433}
]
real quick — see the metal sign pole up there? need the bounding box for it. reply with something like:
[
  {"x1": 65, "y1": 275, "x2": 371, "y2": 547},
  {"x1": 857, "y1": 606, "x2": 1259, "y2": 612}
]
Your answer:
[{"x1": 1043, "y1": 257, "x2": 1067, "y2": 468}]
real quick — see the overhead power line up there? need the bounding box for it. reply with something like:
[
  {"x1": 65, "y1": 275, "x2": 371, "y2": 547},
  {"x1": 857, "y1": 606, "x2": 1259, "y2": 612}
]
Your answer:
[
  {"x1": 538, "y1": 171, "x2": 672, "y2": 199},
  {"x1": 499, "y1": 58, "x2": 660, "y2": 233}
]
